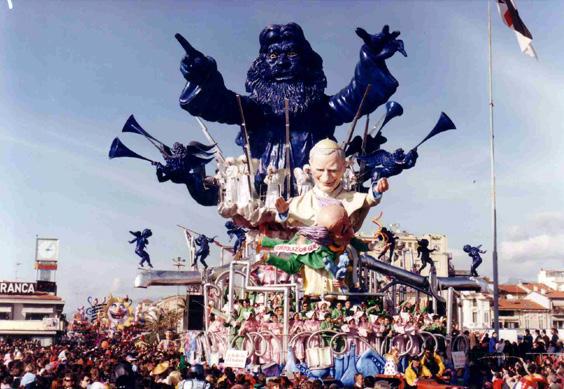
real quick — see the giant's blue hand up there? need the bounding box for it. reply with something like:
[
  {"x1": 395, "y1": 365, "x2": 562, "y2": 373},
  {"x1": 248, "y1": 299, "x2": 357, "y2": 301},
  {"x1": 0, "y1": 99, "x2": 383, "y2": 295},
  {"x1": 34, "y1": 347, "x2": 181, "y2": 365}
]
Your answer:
[
  {"x1": 175, "y1": 33, "x2": 216, "y2": 83},
  {"x1": 355, "y1": 25, "x2": 407, "y2": 61}
]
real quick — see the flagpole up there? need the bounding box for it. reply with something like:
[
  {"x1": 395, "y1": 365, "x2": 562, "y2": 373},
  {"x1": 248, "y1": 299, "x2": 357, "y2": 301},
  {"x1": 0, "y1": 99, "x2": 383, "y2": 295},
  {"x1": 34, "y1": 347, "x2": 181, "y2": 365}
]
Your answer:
[{"x1": 488, "y1": 0, "x2": 500, "y2": 337}]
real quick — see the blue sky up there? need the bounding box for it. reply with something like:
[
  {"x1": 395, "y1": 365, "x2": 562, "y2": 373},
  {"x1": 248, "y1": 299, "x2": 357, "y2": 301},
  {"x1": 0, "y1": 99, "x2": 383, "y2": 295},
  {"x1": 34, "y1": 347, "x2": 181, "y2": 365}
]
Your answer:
[{"x1": 1, "y1": 0, "x2": 563, "y2": 312}]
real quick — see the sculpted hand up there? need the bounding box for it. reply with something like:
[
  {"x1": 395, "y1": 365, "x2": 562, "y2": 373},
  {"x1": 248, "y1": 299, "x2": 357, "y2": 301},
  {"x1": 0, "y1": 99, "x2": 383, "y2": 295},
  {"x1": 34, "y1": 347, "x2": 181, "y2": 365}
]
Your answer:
[
  {"x1": 355, "y1": 25, "x2": 407, "y2": 61},
  {"x1": 175, "y1": 33, "x2": 214, "y2": 82},
  {"x1": 375, "y1": 177, "x2": 389, "y2": 193},
  {"x1": 275, "y1": 197, "x2": 289, "y2": 214}
]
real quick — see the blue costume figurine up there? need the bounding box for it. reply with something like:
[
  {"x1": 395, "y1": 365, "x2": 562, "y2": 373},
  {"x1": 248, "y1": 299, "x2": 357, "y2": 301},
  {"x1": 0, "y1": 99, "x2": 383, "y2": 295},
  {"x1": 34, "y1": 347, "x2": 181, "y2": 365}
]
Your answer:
[
  {"x1": 378, "y1": 227, "x2": 396, "y2": 263},
  {"x1": 225, "y1": 221, "x2": 247, "y2": 257},
  {"x1": 358, "y1": 147, "x2": 418, "y2": 181},
  {"x1": 153, "y1": 142, "x2": 218, "y2": 206},
  {"x1": 463, "y1": 244, "x2": 486, "y2": 277},
  {"x1": 193, "y1": 234, "x2": 216, "y2": 269},
  {"x1": 417, "y1": 238, "x2": 435, "y2": 274},
  {"x1": 176, "y1": 23, "x2": 406, "y2": 196},
  {"x1": 324, "y1": 252, "x2": 350, "y2": 293},
  {"x1": 129, "y1": 229, "x2": 153, "y2": 268}
]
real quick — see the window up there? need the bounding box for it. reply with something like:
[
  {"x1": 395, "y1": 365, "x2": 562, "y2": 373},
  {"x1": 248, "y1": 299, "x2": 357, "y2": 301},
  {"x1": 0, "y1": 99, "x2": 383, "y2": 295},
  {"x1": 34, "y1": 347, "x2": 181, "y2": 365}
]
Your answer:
[
  {"x1": 25, "y1": 313, "x2": 47, "y2": 321},
  {"x1": 0, "y1": 312, "x2": 9, "y2": 320}
]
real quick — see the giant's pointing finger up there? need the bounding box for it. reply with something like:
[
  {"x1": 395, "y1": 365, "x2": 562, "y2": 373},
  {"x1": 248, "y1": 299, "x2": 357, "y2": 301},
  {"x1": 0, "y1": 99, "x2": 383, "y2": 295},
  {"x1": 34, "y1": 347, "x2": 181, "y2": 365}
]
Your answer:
[{"x1": 175, "y1": 33, "x2": 197, "y2": 55}]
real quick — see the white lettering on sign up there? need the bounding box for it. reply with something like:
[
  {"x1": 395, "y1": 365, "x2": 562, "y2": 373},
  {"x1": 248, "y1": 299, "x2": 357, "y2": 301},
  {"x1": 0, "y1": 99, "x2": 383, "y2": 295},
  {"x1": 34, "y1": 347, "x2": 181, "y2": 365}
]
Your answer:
[
  {"x1": 0, "y1": 282, "x2": 36, "y2": 295},
  {"x1": 223, "y1": 349, "x2": 248, "y2": 368}
]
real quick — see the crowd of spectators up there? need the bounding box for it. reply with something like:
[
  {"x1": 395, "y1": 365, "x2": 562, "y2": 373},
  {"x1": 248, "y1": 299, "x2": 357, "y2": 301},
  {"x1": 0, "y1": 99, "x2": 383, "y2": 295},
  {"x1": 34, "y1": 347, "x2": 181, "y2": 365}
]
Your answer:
[{"x1": 0, "y1": 296, "x2": 562, "y2": 388}]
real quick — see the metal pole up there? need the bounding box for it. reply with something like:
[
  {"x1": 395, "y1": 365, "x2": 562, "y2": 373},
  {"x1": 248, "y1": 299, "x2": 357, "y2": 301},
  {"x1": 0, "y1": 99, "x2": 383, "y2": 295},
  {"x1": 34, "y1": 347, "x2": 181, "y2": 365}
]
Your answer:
[
  {"x1": 488, "y1": 0, "x2": 500, "y2": 337},
  {"x1": 195, "y1": 117, "x2": 225, "y2": 162},
  {"x1": 284, "y1": 98, "x2": 292, "y2": 197},
  {"x1": 283, "y1": 287, "x2": 289, "y2": 361},
  {"x1": 228, "y1": 262, "x2": 235, "y2": 314},
  {"x1": 342, "y1": 84, "x2": 372, "y2": 149},
  {"x1": 446, "y1": 287, "x2": 454, "y2": 336}
]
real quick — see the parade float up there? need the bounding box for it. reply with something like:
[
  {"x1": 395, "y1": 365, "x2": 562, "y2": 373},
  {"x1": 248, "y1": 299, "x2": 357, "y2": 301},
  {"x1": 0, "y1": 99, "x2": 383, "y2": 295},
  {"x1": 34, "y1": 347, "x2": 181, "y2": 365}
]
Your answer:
[{"x1": 108, "y1": 22, "x2": 486, "y2": 385}]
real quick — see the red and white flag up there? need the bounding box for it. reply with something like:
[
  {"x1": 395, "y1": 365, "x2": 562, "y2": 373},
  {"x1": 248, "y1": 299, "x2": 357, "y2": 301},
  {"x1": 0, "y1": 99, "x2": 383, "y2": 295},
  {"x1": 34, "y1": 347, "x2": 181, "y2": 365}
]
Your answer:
[{"x1": 497, "y1": 0, "x2": 537, "y2": 59}]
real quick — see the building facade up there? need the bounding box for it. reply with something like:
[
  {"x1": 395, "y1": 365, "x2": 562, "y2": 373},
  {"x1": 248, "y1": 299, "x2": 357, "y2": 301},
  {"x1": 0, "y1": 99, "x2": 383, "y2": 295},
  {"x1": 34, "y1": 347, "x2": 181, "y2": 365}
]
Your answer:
[{"x1": 0, "y1": 281, "x2": 65, "y2": 345}]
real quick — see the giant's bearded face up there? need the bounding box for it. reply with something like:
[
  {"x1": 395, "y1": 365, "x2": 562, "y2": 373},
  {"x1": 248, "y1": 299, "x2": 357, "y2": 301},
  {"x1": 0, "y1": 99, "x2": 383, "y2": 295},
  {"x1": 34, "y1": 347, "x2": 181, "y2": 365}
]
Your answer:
[{"x1": 246, "y1": 23, "x2": 327, "y2": 116}]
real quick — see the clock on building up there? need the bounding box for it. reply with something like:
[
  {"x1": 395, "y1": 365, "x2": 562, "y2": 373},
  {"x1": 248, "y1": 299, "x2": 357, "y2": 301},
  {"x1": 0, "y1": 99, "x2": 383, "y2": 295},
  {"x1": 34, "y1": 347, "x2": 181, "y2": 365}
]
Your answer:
[{"x1": 36, "y1": 238, "x2": 59, "y2": 261}]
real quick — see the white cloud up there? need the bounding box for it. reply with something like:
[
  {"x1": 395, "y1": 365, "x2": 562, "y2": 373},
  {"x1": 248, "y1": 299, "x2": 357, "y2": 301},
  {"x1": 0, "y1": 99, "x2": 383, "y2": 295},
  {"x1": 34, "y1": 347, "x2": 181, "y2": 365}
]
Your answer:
[{"x1": 499, "y1": 212, "x2": 564, "y2": 280}]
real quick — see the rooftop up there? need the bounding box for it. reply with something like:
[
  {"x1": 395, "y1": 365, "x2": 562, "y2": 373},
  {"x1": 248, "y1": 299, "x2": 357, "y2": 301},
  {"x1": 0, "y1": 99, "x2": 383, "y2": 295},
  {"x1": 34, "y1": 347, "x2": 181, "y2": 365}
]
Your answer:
[
  {"x1": 498, "y1": 284, "x2": 527, "y2": 295},
  {"x1": 499, "y1": 298, "x2": 548, "y2": 311},
  {"x1": 547, "y1": 291, "x2": 564, "y2": 299}
]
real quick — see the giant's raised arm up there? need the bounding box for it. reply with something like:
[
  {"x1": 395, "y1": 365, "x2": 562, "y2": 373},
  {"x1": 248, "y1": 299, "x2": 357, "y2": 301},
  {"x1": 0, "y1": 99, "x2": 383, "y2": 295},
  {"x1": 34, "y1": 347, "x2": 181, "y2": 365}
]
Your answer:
[
  {"x1": 328, "y1": 26, "x2": 405, "y2": 126},
  {"x1": 176, "y1": 33, "x2": 242, "y2": 125}
]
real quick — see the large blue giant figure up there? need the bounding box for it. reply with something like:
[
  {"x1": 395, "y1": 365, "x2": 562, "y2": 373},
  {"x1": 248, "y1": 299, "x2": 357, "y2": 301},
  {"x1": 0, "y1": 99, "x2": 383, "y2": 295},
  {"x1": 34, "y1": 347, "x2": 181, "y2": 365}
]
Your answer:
[{"x1": 177, "y1": 24, "x2": 406, "y2": 199}]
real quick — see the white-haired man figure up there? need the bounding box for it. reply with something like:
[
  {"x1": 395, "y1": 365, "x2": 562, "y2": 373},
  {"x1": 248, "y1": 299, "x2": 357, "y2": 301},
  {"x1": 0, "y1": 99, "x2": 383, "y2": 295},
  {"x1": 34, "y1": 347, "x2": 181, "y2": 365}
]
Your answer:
[{"x1": 275, "y1": 138, "x2": 389, "y2": 231}]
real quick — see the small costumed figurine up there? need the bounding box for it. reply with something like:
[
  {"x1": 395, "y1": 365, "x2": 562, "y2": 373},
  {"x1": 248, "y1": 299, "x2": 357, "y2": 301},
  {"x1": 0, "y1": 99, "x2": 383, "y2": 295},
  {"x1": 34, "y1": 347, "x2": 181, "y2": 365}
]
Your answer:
[
  {"x1": 224, "y1": 157, "x2": 239, "y2": 206},
  {"x1": 236, "y1": 155, "x2": 252, "y2": 215},
  {"x1": 193, "y1": 234, "x2": 216, "y2": 269},
  {"x1": 463, "y1": 244, "x2": 486, "y2": 277},
  {"x1": 264, "y1": 164, "x2": 282, "y2": 209},
  {"x1": 225, "y1": 220, "x2": 247, "y2": 258},
  {"x1": 417, "y1": 238, "x2": 436, "y2": 274},
  {"x1": 342, "y1": 156, "x2": 357, "y2": 191},
  {"x1": 259, "y1": 203, "x2": 367, "y2": 296},
  {"x1": 294, "y1": 164, "x2": 314, "y2": 195},
  {"x1": 129, "y1": 229, "x2": 153, "y2": 268}
]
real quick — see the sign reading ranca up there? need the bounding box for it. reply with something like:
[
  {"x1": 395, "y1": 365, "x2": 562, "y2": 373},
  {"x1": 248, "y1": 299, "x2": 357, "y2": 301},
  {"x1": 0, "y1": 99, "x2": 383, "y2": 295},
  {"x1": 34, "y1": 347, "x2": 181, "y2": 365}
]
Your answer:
[{"x1": 0, "y1": 282, "x2": 36, "y2": 295}]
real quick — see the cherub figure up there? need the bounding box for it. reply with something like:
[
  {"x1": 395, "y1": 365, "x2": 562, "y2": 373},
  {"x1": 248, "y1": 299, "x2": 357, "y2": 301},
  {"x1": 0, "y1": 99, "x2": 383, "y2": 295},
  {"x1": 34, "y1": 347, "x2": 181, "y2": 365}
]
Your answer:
[
  {"x1": 417, "y1": 238, "x2": 435, "y2": 274},
  {"x1": 129, "y1": 229, "x2": 153, "y2": 268},
  {"x1": 463, "y1": 244, "x2": 486, "y2": 277},
  {"x1": 225, "y1": 221, "x2": 247, "y2": 258},
  {"x1": 358, "y1": 147, "x2": 418, "y2": 181},
  {"x1": 378, "y1": 227, "x2": 396, "y2": 263},
  {"x1": 193, "y1": 234, "x2": 216, "y2": 269}
]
